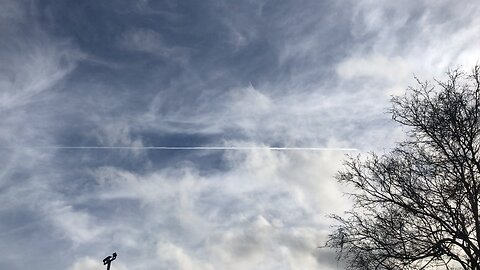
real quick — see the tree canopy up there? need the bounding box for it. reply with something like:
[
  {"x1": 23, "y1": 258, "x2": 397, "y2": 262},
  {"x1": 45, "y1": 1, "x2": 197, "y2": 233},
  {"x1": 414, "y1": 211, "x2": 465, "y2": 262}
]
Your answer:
[{"x1": 327, "y1": 66, "x2": 480, "y2": 270}]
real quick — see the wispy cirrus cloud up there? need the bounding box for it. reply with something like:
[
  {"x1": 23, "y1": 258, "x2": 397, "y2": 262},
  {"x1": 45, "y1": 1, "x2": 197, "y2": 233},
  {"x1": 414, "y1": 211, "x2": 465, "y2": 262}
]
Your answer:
[{"x1": 118, "y1": 27, "x2": 187, "y2": 62}]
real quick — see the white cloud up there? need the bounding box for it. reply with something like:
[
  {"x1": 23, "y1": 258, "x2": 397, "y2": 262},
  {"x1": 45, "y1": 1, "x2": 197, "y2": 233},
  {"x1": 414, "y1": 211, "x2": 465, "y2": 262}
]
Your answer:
[
  {"x1": 157, "y1": 242, "x2": 214, "y2": 270},
  {"x1": 0, "y1": 7, "x2": 96, "y2": 249},
  {"x1": 68, "y1": 257, "x2": 128, "y2": 270},
  {"x1": 92, "y1": 120, "x2": 145, "y2": 156},
  {"x1": 43, "y1": 200, "x2": 104, "y2": 244},
  {"x1": 336, "y1": 54, "x2": 410, "y2": 82},
  {"x1": 0, "y1": 12, "x2": 83, "y2": 148},
  {"x1": 118, "y1": 28, "x2": 186, "y2": 62},
  {"x1": 144, "y1": 81, "x2": 385, "y2": 151},
  {"x1": 345, "y1": 0, "x2": 480, "y2": 77},
  {"x1": 0, "y1": 34, "x2": 82, "y2": 112},
  {"x1": 68, "y1": 257, "x2": 100, "y2": 270},
  {"x1": 119, "y1": 28, "x2": 165, "y2": 54},
  {"x1": 90, "y1": 147, "x2": 349, "y2": 269}
]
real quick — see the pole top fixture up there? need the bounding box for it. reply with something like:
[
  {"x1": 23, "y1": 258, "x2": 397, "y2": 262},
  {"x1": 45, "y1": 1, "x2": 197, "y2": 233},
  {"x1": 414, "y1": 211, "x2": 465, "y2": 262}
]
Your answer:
[{"x1": 103, "y1": 252, "x2": 117, "y2": 270}]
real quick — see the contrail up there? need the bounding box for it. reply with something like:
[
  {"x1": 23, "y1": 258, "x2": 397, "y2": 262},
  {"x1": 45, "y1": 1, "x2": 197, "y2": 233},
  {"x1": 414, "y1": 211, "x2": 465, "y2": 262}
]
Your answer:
[{"x1": 1, "y1": 146, "x2": 358, "y2": 151}]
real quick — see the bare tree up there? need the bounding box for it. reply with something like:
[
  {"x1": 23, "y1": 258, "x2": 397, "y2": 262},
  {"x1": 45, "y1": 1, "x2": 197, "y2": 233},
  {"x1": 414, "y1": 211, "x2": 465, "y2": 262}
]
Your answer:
[{"x1": 327, "y1": 66, "x2": 480, "y2": 270}]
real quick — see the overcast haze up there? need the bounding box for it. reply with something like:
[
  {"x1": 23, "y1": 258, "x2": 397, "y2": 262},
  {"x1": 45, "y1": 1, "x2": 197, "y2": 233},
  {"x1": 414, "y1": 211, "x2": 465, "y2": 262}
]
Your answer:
[{"x1": 1, "y1": 1, "x2": 480, "y2": 269}]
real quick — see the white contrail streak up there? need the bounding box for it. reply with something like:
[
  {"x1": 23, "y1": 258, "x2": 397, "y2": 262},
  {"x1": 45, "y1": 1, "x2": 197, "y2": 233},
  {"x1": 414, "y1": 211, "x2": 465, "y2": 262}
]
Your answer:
[{"x1": 1, "y1": 146, "x2": 358, "y2": 151}]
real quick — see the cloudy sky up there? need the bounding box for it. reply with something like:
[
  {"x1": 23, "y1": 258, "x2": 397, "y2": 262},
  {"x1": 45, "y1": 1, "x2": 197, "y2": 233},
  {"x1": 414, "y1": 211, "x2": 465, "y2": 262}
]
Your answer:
[{"x1": 1, "y1": 1, "x2": 480, "y2": 269}]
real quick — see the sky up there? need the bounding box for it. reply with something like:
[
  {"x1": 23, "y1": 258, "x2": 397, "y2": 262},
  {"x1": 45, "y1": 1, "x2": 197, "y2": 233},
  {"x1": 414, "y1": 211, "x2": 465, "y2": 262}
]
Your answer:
[{"x1": 1, "y1": 1, "x2": 480, "y2": 269}]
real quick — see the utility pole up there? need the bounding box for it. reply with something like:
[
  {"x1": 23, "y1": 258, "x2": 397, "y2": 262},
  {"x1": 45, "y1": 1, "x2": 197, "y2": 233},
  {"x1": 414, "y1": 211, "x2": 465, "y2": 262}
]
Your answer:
[{"x1": 103, "y1": 252, "x2": 117, "y2": 270}]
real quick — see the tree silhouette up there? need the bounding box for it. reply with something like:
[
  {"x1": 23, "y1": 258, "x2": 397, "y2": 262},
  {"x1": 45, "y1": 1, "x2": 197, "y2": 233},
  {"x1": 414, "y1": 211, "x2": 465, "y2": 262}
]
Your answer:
[{"x1": 327, "y1": 66, "x2": 480, "y2": 270}]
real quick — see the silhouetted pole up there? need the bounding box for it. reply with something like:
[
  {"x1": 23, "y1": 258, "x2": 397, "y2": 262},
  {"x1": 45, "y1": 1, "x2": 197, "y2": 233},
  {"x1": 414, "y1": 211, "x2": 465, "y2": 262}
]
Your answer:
[{"x1": 103, "y1": 252, "x2": 117, "y2": 270}]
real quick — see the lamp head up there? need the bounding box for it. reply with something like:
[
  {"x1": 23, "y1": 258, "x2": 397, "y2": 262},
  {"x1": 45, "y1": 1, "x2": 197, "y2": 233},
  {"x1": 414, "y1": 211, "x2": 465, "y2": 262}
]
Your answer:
[{"x1": 103, "y1": 256, "x2": 111, "y2": 265}]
